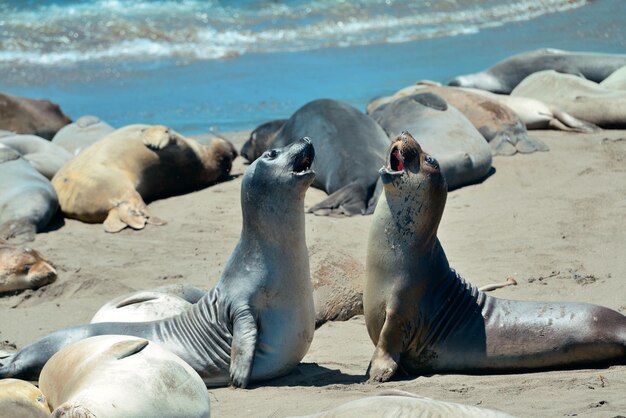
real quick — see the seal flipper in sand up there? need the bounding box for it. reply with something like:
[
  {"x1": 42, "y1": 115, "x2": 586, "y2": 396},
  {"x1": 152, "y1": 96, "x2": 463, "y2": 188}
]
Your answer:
[
  {"x1": 308, "y1": 179, "x2": 383, "y2": 216},
  {"x1": 364, "y1": 131, "x2": 626, "y2": 383},
  {"x1": 0, "y1": 138, "x2": 316, "y2": 389}
]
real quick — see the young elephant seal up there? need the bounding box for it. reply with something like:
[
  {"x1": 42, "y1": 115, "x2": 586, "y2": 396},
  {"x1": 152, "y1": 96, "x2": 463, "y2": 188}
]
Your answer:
[
  {"x1": 0, "y1": 243, "x2": 57, "y2": 293},
  {"x1": 364, "y1": 131, "x2": 626, "y2": 382},
  {"x1": 51, "y1": 124, "x2": 237, "y2": 232},
  {"x1": 0, "y1": 138, "x2": 316, "y2": 389},
  {"x1": 39, "y1": 335, "x2": 210, "y2": 418}
]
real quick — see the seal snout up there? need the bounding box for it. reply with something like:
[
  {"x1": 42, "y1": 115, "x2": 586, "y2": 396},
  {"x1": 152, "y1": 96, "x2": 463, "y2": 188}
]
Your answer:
[
  {"x1": 384, "y1": 131, "x2": 422, "y2": 177},
  {"x1": 291, "y1": 137, "x2": 315, "y2": 176}
]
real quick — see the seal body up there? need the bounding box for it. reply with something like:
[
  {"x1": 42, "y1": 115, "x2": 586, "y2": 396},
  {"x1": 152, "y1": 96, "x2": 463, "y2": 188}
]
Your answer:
[
  {"x1": 0, "y1": 244, "x2": 57, "y2": 293},
  {"x1": 370, "y1": 93, "x2": 492, "y2": 189},
  {"x1": 91, "y1": 284, "x2": 206, "y2": 323},
  {"x1": 240, "y1": 118, "x2": 288, "y2": 162},
  {"x1": 265, "y1": 99, "x2": 389, "y2": 215},
  {"x1": 51, "y1": 115, "x2": 115, "y2": 155},
  {"x1": 0, "y1": 138, "x2": 316, "y2": 389},
  {"x1": 600, "y1": 65, "x2": 626, "y2": 90},
  {"x1": 512, "y1": 70, "x2": 626, "y2": 128},
  {"x1": 0, "y1": 378, "x2": 51, "y2": 418},
  {"x1": 0, "y1": 133, "x2": 72, "y2": 179},
  {"x1": 364, "y1": 131, "x2": 626, "y2": 382},
  {"x1": 448, "y1": 48, "x2": 626, "y2": 94},
  {"x1": 0, "y1": 146, "x2": 58, "y2": 242},
  {"x1": 51, "y1": 124, "x2": 237, "y2": 232},
  {"x1": 39, "y1": 335, "x2": 210, "y2": 418},
  {"x1": 0, "y1": 92, "x2": 71, "y2": 140}
]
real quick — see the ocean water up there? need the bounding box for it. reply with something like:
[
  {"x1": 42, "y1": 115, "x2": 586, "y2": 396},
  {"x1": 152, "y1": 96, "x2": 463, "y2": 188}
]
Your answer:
[{"x1": 0, "y1": 0, "x2": 624, "y2": 134}]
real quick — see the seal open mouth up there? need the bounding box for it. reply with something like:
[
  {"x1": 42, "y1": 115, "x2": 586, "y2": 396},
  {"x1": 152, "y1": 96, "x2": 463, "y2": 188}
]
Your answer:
[
  {"x1": 292, "y1": 137, "x2": 315, "y2": 176},
  {"x1": 387, "y1": 144, "x2": 405, "y2": 176}
]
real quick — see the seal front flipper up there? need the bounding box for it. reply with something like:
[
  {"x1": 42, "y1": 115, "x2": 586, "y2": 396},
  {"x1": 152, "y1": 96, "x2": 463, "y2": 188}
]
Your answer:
[
  {"x1": 307, "y1": 182, "x2": 368, "y2": 216},
  {"x1": 367, "y1": 311, "x2": 405, "y2": 383},
  {"x1": 229, "y1": 305, "x2": 258, "y2": 388},
  {"x1": 141, "y1": 125, "x2": 175, "y2": 150}
]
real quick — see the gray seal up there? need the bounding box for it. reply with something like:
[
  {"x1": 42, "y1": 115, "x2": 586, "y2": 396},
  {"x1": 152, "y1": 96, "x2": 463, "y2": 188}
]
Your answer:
[
  {"x1": 0, "y1": 138, "x2": 316, "y2": 389},
  {"x1": 0, "y1": 145, "x2": 58, "y2": 242},
  {"x1": 364, "y1": 131, "x2": 626, "y2": 383},
  {"x1": 448, "y1": 48, "x2": 626, "y2": 94},
  {"x1": 240, "y1": 118, "x2": 288, "y2": 162},
  {"x1": 370, "y1": 93, "x2": 492, "y2": 189},
  {"x1": 0, "y1": 133, "x2": 72, "y2": 179},
  {"x1": 51, "y1": 115, "x2": 115, "y2": 155}
]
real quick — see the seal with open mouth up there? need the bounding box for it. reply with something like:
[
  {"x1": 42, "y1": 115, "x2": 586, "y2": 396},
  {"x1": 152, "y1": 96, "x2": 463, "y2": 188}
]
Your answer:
[
  {"x1": 0, "y1": 138, "x2": 316, "y2": 389},
  {"x1": 364, "y1": 131, "x2": 626, "y2": 382}
]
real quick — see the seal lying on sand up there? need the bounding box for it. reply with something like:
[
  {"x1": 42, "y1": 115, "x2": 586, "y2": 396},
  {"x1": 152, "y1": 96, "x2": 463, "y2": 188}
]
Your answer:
[
  {"x1": 0, "y1": 92, "x2": 71, "y2": 140},
  {"x1": 364, "y1": 131, "x2": 626, "y2": 382},
  {"x1": 512, "y1": 70, "x2": 626, "y2": 128},
  {"x1": 0, "y1": 243, "x2": 57, "y2": 293},
  {"x1": 240, "y1": 119, "x2": 288, "y2": 162},
  {"x1": 0, "y1": 145, "x2": 58, "y2": 242},
  {"x1": 51, "y1": 124, "x2": 237, "y2": 232},
  {"x1": 0, "y1": 133, "x2": 72, "y2": 179},
  {"x1": 0, "y1": 138, "x2": 316, "y2": 389},
  {"x1": 367, "y1": 82, "x2": 546, "y2": 156},
  {"x1": 243, "y1": 99, "x2": 389, "y2": 215},
  {"x1": 448, "y1": 48, "x2": 626, "y2": 94},
  {"x1": 600, "y1": 65, "x2": 626, "y2": 90},
  {"x1": 0, "y1": 378, "x2": 51, "y2": 418},
  {"x1": 39, "y1": 335, "x2": 210, "y2": 418},
  {"x1": 90, "y1": 284, "x2": 206, "y2": 323},
  {"x1": 292, "y1": 390, "x2": 515, "y2": 418},
  {"x1": 370, "y1": 93, "x2": 492, "y2": 189},
  {"x1": 51, "y1": 115, "x2": 115, "y2": 155}
]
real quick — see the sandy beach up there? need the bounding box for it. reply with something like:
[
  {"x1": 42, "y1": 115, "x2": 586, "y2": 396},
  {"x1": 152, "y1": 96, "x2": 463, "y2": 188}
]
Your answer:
[{"x1": 1, "y1": 128, "x2": 624, "y2": 417}]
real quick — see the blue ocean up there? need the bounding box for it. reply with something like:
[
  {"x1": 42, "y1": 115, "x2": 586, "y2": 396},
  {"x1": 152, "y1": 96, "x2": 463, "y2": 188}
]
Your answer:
[{"x1": 0, "y1": 0, "x2": 624, "y2": 134}]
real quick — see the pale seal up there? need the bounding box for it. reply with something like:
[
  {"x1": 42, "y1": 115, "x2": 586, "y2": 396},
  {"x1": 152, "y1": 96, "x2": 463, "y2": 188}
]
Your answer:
[
  {"x1": 600, "y1": 65, "x2": 626, "y2": 90},
  {"x1": 0, "y1": 145, "x2": 59, "y2": 242},
  {"x1": 448, "y1": 48, "x2": 626, "y2": 94},
  {"x1": 0, "y1": 378, "x2": 51, "y2": 418},
  {"x1": 0, "y1": 92, "x2": 71, "y2": 140},
  {"x1": 51, "y1": 124, "x2": 237, "y2": 232},
  {"x1": 512, "y1": 70, "x2": 626, "y2": 128},
  {"x1": 51, "y1": 115, "x2": 115, "y2": 155},
  {"x1": 292, "y1": 390, "x2": 515, "y2": 418},
  {"x1": 90, "y1": 284, "x2": 206, "y2": 323},
  {"x1": 39, "y1": 335, "x2": 210, "y2": 418},
  {"x1": 370, "y1": 93, "x2": 492, "y2": 189},
  {"x1": 364, "y1": 131, "x2": 626, "y2": 383},
  {"x1": 0, "y1": 138, "x2": 316, "y2": 389},
  {"x1": 0, "y1": 243, "x2": 57, "y2": 293},
  {"x1": 251, "y1": 99, "x2": 390, "y2": 215},
  {"x1": 0, "y1": 133, "x2": 72, "y2": 179}
]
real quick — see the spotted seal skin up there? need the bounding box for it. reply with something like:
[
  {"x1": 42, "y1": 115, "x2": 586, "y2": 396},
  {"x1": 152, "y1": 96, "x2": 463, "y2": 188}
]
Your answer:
[
  {"x1": 0, "y1": 145, "x2": 59, "y2": 242},
  {"x1": 0, "y1": 243, "x2": 57, "y2": 293},
  {"x1": 448, "y1": 48, "x2": 626, "y2": 94},
  {"x1": 364, "y1": 131, "x2": 626, "y2": 383},
  {"x1": 0, "y1": 138, "x2": 316, "y2": 389}
]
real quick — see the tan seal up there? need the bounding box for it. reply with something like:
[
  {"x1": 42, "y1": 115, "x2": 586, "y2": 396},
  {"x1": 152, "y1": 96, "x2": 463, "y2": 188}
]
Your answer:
[
  {"x1": 0, "y1": 378, "x2": 51, "y2": 418},
  {"x1": 51, "y1": 124, "x2": 237, "y2": 232},
  {"x1": 0, "y1": 243, "x2": 57, "y2": 293}
]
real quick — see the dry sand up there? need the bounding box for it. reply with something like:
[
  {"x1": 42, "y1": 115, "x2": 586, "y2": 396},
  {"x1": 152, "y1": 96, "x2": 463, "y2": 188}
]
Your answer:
[{"x1": 1, "y1": 129, "x2": 625, "y2": 417}]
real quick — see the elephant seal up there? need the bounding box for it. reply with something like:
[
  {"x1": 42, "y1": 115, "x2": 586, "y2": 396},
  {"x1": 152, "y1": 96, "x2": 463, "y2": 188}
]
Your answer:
[
  {"x1": 292, "y1": 390, "x2": 514, "y2": 418},
  {"x1": 0, "y1": 138, "x2": 316, "y2": 388},
  {"x1": 461, "y1": 87, "x2": 599, "y2": 133},
  {"x1": 367, "y1": 82, "x2": 546, "y2": 156},
  {"x1": 0, "y1": 243, "x2": 57, "y2": 293},
  {"x1": 0, "y1": 378, "x2": 51, "y2": 418},
  {"x1": 51, "y1": 124, "x2": 237, "y2": 232},
  {"x1": 0, "y1": 133, "x2": 72, "y2": 179},
  {"x1": 51, "y1": 115, "x2": 115, "y2": 155},
  {"x1": 268, "y1": 99, "x2": 390, "y2": 215},
  {"x1": 600, "y1": 65, "x2": 626, "y2": 90},
  {"x1": 0, "y1": 145, "x2": 58, "y2": 242},
  {"x1": 364, "y1": 131, "x2": 626, "y2": 383},
  {"x1": 370, "y1": 93, "x2": 492, "y2": 189},
  {"x1": 240, "y1": 118, "x2": 288, "y2": 162},
  {"x1": 0, "y1": 92, "x2": 71, "y2": 140},
  {"x1": 512, "y1": 70, "x2": 626, "y2": 128},
  {"x1": 91, "y1": 284, "x2": 206, "y2": 323},
  {"x1": 39, "y1": 335, "x2": 210, "y2": 418},
  {"x1": 448, "y1": 48, "x2": 626, "y2": 94}
]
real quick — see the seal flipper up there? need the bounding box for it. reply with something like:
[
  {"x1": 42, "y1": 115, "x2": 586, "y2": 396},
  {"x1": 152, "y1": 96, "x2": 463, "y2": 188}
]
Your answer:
[
  {"x1": 229, "y1": 305, "x2": 258, "y2": 388},
  {"x1": 141, "y1": 125, "x2": 175, "y2": 150},
  {"x1": 308, "y1": 182, "x2": 368, "y2": 216},
  {"x1": 0, "y1": 218, "x2": 36, "y2": 243},
  {"x1": 112, "y1": 339, "x2": 149, "y2": 360},
  {"x1": 550, "y1": 108, "x2": 600, "y2": 133}
]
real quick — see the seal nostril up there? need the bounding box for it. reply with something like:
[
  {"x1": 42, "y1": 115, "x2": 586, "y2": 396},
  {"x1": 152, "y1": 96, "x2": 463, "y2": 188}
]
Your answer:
[{"x1": 302, "y1": 137, "x2": 311, "y2": 144}]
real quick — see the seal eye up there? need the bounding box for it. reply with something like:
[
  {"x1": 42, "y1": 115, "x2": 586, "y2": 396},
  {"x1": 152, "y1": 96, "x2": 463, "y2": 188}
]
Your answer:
[
  {"x1": 265, "y1": 150, "x2": 278, "y2": 159},
  {"x1": 425, "y1": 155, "x2": 438, "y2": 168},
  {"x1": 22, "y1": 264, "x2": 33, "y2": 273}
]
